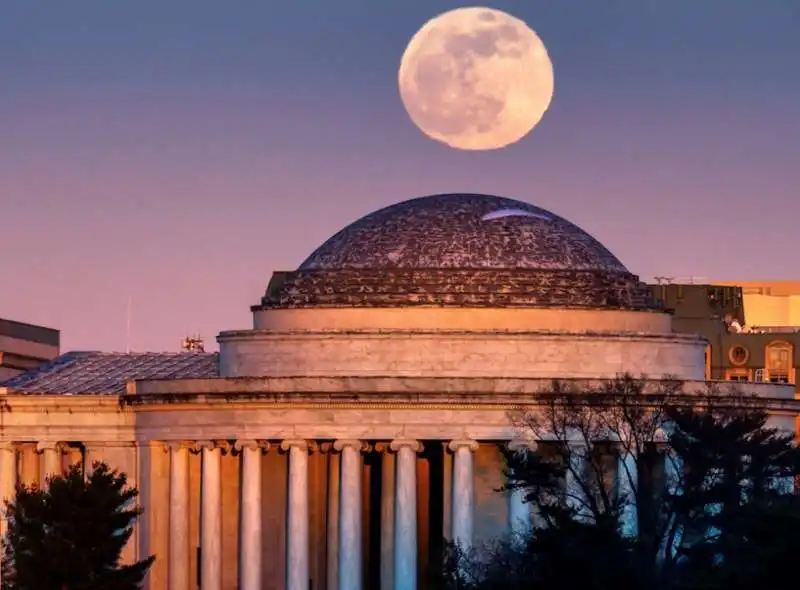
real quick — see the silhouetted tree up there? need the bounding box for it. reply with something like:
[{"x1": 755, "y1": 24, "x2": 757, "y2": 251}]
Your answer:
[
  {"x1": 435, "y1": 375, "x2": 800, "y2": 590},
  {"x1": 2, "y1": 462, "x2": 154, "y2": 590}
]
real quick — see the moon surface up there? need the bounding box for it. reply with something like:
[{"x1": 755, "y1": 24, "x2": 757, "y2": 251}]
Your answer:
[{"x1": 398, "y1": 6, "x2": 554, "y2": 151}]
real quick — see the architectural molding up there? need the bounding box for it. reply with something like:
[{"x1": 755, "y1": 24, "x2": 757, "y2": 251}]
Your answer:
[
  {"x1": 279, "y1": 439, "x2": 309, "y2": 453},
  {"x1": 233, "y1": 439, "x2": 269, "y2": 452},
  {"x1": 35, "y1": 441, "x2": 66, "y2": 453},
  {"x1": 389, "y1": 439, "x2": 423, "y2": 453},
  {"x1": 333, "y1": 439, "x2": 370, "y2": 453},
  {"x1": 163, "y1": 440, "x2": 196, "y2": 453},
  {"x1": 448, "y1": 439, "x2": 479, "y2": 453}
]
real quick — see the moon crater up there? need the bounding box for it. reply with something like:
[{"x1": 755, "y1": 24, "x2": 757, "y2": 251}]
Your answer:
[{"x1": 399, "y1": 7, "x2": 554, "y2": 151}]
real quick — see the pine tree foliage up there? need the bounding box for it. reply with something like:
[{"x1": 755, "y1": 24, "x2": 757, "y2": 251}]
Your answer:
[{"x1": 2, "y1": 461, "x2": 154, "y2": 590}]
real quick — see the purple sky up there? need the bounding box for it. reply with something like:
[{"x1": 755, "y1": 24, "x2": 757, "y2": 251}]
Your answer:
[{"x1": 2, "y1": 0, "x2": 798, "y2": 352}]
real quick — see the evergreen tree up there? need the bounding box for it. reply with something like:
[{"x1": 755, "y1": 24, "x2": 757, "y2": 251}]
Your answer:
[
  {"x1": 2, "y1": 462, "x2": 154, "y2": 590},
  {"x1": 666, "y1": 405, "x2": 800, "y2": 588},
  {"x1": 435, "y1": 375, "x2": 800, "y2": 590}
]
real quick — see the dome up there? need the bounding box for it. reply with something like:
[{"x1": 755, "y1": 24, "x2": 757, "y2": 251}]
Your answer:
[
  {"x1": 300, "y1": 193, "x2": 627, "y2": 273},
  {"x1": 256, "y1": 193, "x2": 654, "y2": 311}
]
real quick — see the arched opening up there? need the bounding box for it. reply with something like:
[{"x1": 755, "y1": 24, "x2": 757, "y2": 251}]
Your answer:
[{"x1": 765, "y1": 341, "x2": 794, "y2": 384}]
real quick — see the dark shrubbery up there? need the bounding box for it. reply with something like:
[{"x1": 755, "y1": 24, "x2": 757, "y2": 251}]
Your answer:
[{"x1": 2, "y1": 462, "x2": 154, "y2": 590}]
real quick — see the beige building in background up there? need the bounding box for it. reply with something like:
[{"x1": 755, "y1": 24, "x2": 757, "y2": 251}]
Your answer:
[
  {"x1": 716, "y1": 281, "x2": 800, "y2": 329},
  {"x1": 1, "y1": 194, "x2": 798, "y2": 590},
  {"x1": 0, "y1": 318, "x2": 59, "y2": 380}
]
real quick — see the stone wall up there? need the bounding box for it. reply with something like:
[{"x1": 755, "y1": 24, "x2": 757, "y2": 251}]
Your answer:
[
  {"x1": 255, "y1": 269, "x2": 657, "y2": 310},
  {"x1": 252, "y1": 307, "x2": 673, "y2": 334},
  {"x1": 218, "y1": 329, "x2": 706, "y2": 380}
]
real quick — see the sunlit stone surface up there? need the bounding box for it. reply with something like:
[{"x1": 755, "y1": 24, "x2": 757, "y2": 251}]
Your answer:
[{"x1": 1, "y1": 193, "x2": 796, "y2": 590}]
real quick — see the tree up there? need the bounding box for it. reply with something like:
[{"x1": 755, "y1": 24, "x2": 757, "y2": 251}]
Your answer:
[
  {"x1": 665, "y1": 404, "x2": 800, "y2": 588},
  {"x1": 436, "y1": 374, "x2": 800, "y2": 590},
  {"x1": 433, "y1": 508, "x2": 640, "y2": 590},
  {"x1": 2, "y1": 462, "x2": 154, "y2": 590}
]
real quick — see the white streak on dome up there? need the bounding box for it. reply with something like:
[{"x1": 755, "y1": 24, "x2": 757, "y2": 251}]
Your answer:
[{"x1": 481, "y1": 209, "x2": 552, "y2": 222}]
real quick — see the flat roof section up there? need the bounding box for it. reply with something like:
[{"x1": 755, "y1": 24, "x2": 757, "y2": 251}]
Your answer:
[{"x1": 0, "y1": 318, "x2": 60, "y2": 346}]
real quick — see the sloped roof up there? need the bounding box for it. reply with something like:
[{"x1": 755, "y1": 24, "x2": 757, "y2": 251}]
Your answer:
[{"x1": 0, "y1": 351, "x2": 219, "y2": 395}]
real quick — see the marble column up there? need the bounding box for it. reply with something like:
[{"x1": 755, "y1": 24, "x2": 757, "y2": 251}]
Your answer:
[
  {"x1": 505, "y1": 442, "x2": 531, "y2": 537},
  {"x1": 19, "y1": 443, "x2": 38, "y2": 487},
  {"x1": 0, "y1": 443, "x2": 17, "y2": 587},
  {"x1": 617, "y1": 447, "x2": 638, "y2": 538},
  {"x1": 441, "y1": 443, "x2": 453, "y2": 541},
  {"x1": 237, "y1": 440, "x2": 265, "y2": 590},
  {"x1": 565, "y1": 445, "x2": 587, "y2": 520},
  {"x1": 508, "y1": 488, "x2": 530, "y2": 537},
  {"x1": 281, "y1": 439, "x2": 310, "y2": 590},
  {"x1": 392, "y1": 440, "x2": 422, "y2": 590},
  {"x1": 448, "y1": 440, "x2": 478, "y2": 549},
  {"x1": 0, "y1": 443, "x2": 16, "y2": 510},
  {"x1": 335, "y1": 439, "x2": 365, "y2": 590},
  {"x1": 199, "y1": 441, "x2": 223, "y2": 590},
  {"x1": 379, "y1": 445, "x2": 395, "y2": 590},
  {"x1": 168, "y1": 441, "x2": 191, "y2": 590},
  {"x1": 38, "y1": 441, "x2": 63, "y2": 484},
  {"x1": 661, "y1": 449, "x2": 684, "y2": 559},
  {"x1": 327, "y1": 447, "x2": 341, "y2": 590}
]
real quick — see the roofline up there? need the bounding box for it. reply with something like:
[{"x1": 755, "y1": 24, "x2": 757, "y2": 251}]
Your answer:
[{"x1": 0, "y1": 318, "x2": 60, "y2": 346}]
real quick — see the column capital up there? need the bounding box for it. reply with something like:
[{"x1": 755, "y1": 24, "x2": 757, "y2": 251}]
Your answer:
[
  {"x1": 84, "y1": 441, "x2": 135, "y2": 449},
  {"x1": 448, "y1": 439, "x2": 479, "y2": 453},
  {"x1": 197, "y1": 440, "x2": 231, "y2": 453},
  {"x1": 389, "y1": 439, "x2": 424, "y2": 453},
  {"x1": 164, "y1": 440, "x2": 196, "y2": 453},
  {"x1": 234, "y1": 439, "x2": 270, "y2": 452},
  {"x1": 333, "y1": 439, "x2": 370, "y2": 453},
  {"x1": 36, "y1": 441, "x2": 65, "y2": 453},
  {"x1": 280, "y1": 439, "x2": 309, "y2": 453}
]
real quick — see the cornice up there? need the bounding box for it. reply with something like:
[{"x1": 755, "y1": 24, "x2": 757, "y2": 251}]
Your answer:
[
  {"x1": 119, "y1": 394, "x2": 800, "y2": 416},
  {"x1": 217, "y1": 328, "x2": 705, "y2": 344}
]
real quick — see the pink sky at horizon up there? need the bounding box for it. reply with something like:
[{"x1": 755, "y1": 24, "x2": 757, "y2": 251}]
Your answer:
[{"x1": 2, "y1": 0, "x2": 798, "y2": 352}]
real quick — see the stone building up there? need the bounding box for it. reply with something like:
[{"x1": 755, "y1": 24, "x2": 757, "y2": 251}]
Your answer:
[
  {"x1": 0, "y1": 317, "x2": 59, "y2": 380},
  {"x1": 649, "y1": 283, "x2": 800, "y2": 392},
  {"x1": 1, "y1": 194, "x2": 796, "y2": 590}
]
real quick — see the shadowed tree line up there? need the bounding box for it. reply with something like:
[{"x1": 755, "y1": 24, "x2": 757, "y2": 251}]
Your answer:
[{"x1": 433, "y1": 375, "x2": 800, "y2": 590}]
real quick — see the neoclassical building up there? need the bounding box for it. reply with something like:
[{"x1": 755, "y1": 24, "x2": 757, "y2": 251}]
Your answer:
[{"x1": 1, "y1": 194, "x2": 796, "y2": 590}]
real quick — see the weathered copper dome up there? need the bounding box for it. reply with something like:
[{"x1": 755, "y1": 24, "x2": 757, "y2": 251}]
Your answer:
[
  {"x1": 299, "y1": 193, "x2": 627, "y2": 272},
  {"x1": 255, "y1": 194, "x2": 654, "y2": 311}
]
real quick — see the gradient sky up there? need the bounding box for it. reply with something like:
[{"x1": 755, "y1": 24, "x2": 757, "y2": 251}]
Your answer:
[{"x1": 2, "y1": 0, "x2": 798, "y2": 352}]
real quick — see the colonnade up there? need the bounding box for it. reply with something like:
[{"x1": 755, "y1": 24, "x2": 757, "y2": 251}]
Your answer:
[
  {"x1": 0, "y1": 442, "x2": 101, "y2": 588},
  {"x1": 163, "y1": 438, "x2": 488, "y2": 590},
  {"x1": 0, "y1": 442, "x2": 84, "y2": 493},
  {"x1": 0, "y1": 439, "x2": 652, "y2": 590}
]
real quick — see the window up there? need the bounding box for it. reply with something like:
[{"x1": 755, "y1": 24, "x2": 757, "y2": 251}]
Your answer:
[
  {"x1": 728, "y1": 346, "x2": 749, "y2": 366},
  {"x1": 725, "y1": 369, "x2": 750, "y2": 382},
  {"x1": 766, "y1": 341, "x2": 794, "y2": 384},
  {"x1": 704, "y1": 345, "x2": 712, "y2": 379}
]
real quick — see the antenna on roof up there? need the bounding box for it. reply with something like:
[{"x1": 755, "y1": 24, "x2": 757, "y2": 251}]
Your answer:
[
  {"x1": 181, "y1": 335, "x2": 205, "y2": 353},
  {"x1": 126, "y1": 295, "x2": 132, "y2": 353}
]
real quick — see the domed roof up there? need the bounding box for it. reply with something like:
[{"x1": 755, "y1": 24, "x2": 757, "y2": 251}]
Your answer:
[{"x1": 299, "y1": 193, "x2": 627, "y2": 273}]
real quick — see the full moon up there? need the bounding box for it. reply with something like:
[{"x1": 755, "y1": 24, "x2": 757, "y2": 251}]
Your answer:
[{"x1": 398, "y1": 6, "x2": 554, "y2": 151}]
